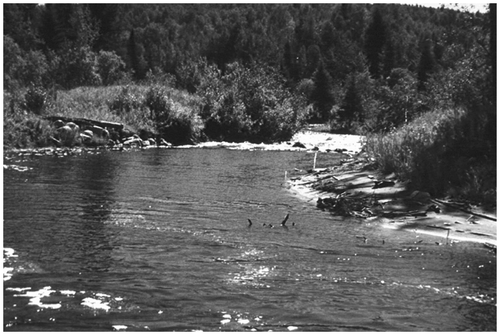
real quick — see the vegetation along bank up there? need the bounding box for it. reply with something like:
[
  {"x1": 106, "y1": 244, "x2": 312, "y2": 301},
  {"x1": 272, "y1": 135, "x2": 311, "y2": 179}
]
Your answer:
[{"x1": 3, "y1": 3, "x2": 496, "y2": 206}]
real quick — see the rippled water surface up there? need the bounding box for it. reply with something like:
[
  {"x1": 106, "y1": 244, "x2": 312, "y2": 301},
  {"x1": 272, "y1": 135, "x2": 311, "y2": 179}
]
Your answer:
[{"x1": 4, "y1": 148, "x2": 496, "y2": 331}]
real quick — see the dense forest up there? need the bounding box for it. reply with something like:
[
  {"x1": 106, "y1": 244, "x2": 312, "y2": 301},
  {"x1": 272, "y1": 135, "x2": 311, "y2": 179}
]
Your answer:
[
  {"x1": 4, "y1": 3, "x2": 495, "y2": 129},
  {"x1": 3, "y1": 4, "x2": 496, "y2": 201}
]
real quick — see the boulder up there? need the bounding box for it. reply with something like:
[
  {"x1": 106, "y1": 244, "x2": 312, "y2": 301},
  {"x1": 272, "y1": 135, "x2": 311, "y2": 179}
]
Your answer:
[
  {"x1": 90, "y1": 125, "x2": 109, "y2": 140},
  {"x1": 56, "y1": 123, "x2": 80, "y2": 147},
  {"x1": 293, "y1": 142, "x2": 306, "y2": 148}
]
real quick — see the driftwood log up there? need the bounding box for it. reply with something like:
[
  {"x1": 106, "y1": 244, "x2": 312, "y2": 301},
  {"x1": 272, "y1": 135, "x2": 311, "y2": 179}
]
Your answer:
[
  {"x1": 431, "y1": 199, "x2": 497, "y2": 222},
  {"x1": 45, "y1": 116, "x2": 124, "y2": 132}
]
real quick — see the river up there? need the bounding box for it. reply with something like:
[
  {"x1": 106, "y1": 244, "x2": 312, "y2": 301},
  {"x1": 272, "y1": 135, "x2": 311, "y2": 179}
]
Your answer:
[{"x1": 3, "y1": 147, "x2": 496, "y2": 331}]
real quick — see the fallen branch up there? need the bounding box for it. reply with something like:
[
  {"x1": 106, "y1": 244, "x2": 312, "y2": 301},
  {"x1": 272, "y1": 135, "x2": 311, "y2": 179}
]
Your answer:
[
  {"x1": 294, "y1": 174, "x2": 338, "y2": 186},
  {"x1": 426, "y1": 225, "x2": 451, "y2": 230},
  {"x1": 431, "y1": 199, "x2": 497, "y2": 222}
]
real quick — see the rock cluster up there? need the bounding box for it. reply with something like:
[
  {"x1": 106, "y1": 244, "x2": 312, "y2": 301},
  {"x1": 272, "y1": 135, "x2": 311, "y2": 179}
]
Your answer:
[{"x1": 47, "y1": 117, "x2": 172, "y2": 149}]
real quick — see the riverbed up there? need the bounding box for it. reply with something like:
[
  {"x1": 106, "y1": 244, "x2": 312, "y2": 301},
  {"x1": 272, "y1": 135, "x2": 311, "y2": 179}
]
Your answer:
[{"x1": 3, "y1": 146, "x2": 496, "y2": 331}]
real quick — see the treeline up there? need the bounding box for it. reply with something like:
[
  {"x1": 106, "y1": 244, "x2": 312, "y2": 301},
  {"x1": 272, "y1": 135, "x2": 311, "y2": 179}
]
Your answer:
[{"x1": 4, "y1": 3, "x2": 495, "y2": 137}]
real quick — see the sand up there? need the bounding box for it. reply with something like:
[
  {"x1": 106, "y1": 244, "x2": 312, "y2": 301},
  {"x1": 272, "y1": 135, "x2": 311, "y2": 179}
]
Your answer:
[{"x1": 286, "y1": 130, "x2": 497, "y2": 248}]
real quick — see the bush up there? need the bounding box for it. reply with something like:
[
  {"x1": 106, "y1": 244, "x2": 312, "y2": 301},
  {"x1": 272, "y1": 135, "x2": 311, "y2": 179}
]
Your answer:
[
  {"x1": 365, "y1": 106, "x2": 495, "y2": 204},
  {"x1": 145, "y1": 85, "x2": 204, "y2": 144},
  {"x1": 109, "y1": 86, "x2": 144, "y2": 115},
  {"x1": 4, "y1": 36, "x2": 50, "y2": 91},
  {"x1": 4, "y1": 92, "x2": 54, "y2": 148},
  {"x1": 96, "y1": 50, "x2": 126, "y2": 86},
  {"x1": 145, "y1": 85, "x2": 170, "y2": 123},
  {"x1": 51, "y1": 47, "x2": 101, "y2": 89},
  {"x1": 24, "y1": 85, "x2": 48, "y2": 115},
  {"x1": 198, "y1": 62, "x2": 307, "y2": 143}
]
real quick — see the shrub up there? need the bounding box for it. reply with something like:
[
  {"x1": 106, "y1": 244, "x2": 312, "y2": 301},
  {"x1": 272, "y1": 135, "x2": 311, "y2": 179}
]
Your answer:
[
  {"x1": 109, "y1": 86, "x2": 144, "y2": 115},
  {"x1": 24, "y1": 85, "x2": 48, "y2": 115},
  {"x1": 144, "y1": 85, "x2": 170, "y2": 123},
  {"x1": 145, "y1": 85, "x2": 204, "y2": 144},
  {"x1": 52, "y1": 47, "x2": 101, "y2": 89},
  {"x1": 160, "y1": 104, "x2": 204, "y2": 145},
  {"x1": 365, "y1": 106, "x2": 495, "y2": 203},
  {"x1": 365, "y1": 108, "x2": 467, "y2": 178},
  {"x1": 4, "y1": 93, "x2": 54, "y2": 148},
  {"x1": 198, "y1": 62, "x2": 307, "y2": 143},
  {"x1": 4, "y1": 36, "x2": 25, "y2": 91},
  {"x1": 96, "y1": 50, "x2": 126, "y2": 86},
  {"x1": 4, "y1": 37, "x2": 50, "y2": 91},
  {"x1": 295, "y1": 78, "x2": 315, "y2": 101}
]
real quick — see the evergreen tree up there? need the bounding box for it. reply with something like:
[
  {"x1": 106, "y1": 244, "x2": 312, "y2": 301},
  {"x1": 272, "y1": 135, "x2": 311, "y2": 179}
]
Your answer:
[
  {"x1": 296, "y1": 45, "x2": 307, "y2": 79},
  {"x1": 383, "y1": 38, "x2": 396, "y2": 78},
  {"x1": 39, "y1": 4, "x2": 68, "y2": 50},
  {"x1": 88, "y1": 4, "x2": 123, "y2": 52},
  {"x1": 417, "y1": 39, "x2": 436, "y2": 90},
  {"x1": 311, "y1": 61, "x2": 335, "y2": 122},
  {"x1": 338, "y1": 74, "x2": 363, "y2": 132},
  {"x1": 320, "y1": 21, "x2": 335, "y2": 52},
  {"x1": 4, "y1": 4, "x2": 42, "y2": 51},
  {"x1": 365, "y1": 7, "x2": 387, "y2": 78},
  {"x1": 127, "y1": 29, "x2": 146, "y2": 80},
  {"x1": 306, "y1": 44, "x2": 321, "y2": 77},
  {"x1": 282, "y1": 40, "x2": 298, "y2": 81}
]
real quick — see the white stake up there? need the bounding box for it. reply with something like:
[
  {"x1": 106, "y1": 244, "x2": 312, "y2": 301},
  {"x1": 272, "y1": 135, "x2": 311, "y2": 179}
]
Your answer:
[{"x1": 313, "y1": 151, "x2": 318, "y2": 170}]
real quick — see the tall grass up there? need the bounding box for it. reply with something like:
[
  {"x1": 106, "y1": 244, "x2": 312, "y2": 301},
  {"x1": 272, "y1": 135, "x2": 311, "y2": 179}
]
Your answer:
[
  {"x1": 365, "y1": 107, "x2": 496, "y2": 204},
  {"x1": 4, "y1": 85, "x2": 202, "y2": 147},
  {"x1": 50, "y1": 86, "x2": 155, "y2": 134}
]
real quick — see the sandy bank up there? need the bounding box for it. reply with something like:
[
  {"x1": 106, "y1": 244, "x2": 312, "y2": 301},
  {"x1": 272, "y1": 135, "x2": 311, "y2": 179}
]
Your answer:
[{"x1": 286, "y1": 139, "x2": 497, "y2": 249}]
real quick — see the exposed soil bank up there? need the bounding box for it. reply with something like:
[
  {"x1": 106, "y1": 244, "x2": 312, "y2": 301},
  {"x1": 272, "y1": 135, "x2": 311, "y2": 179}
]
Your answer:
[{"x1": 286, "y1": 131, "x2": 496, "y2": 249}]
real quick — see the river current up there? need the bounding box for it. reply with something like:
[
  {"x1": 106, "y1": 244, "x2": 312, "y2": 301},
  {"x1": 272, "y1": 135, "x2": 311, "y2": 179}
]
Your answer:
[{"x1": 3, "y1": 147, "x2": 496, "y2": 331}]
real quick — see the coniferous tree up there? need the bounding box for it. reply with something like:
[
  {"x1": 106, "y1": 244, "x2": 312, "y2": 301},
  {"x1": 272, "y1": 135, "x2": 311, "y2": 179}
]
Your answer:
[
  {"x1": 297, "y1": 45, "x2": 307, "y2": 79},
  {"x1": 282, "y1": 40, "x2": 298, "y2": 81},
  {"x1": 306, "y1": 44, "x2": 321, "y2": 77},
  {"x1": 417, "y1": 39, "x2": 436, "y2": 90},
  {"x1": 4, "y1": 4, "x2": 42, "y2": 51},
  {"x1": 338, "y1": 74, "x2": 363, "y2": 132},
  {"x1": 88, "y1": 4, "x2": 123, "y2": 52},
  {"x1": 39, "y1": 4, "x2": 69, "y2": 51},
  {"x1": 365, "y1": 7, "x2": 387, "y2": 78},
  {"x1": 383, "y1": 38, "x2": 396, "y2": 78},
  {"x1": 320, "y1": 21, "x2": 335, "y2": 52},
  {"x1": 311, "y1": 61, "x2": 335, "y2": 122},
  {"x1": 127, "y1": 29, "x2": 146, "y2": 80}
]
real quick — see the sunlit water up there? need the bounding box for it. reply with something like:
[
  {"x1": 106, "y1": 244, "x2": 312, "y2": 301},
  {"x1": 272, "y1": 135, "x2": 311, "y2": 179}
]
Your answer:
[{"x1": 3, "y1": 148, "x2": 496, "y2": 331}]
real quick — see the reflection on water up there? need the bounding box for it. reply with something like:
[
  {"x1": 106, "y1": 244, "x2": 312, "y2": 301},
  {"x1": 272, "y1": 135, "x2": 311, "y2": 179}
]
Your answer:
[{"x1": 3, "y1": 148, "x2": 496, "y2": 331}]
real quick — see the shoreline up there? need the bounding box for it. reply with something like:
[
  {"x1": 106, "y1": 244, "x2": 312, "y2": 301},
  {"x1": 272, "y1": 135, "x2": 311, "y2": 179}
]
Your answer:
[
  {"x1": 3, "y1": 129, "x2": 365, "y2": 156},
  {"x1": 4, "y1": 129, "x2": 496, "y2": 249},
  {"x1": 286, "y1": 138, "x2": 497, "y2": 248}
]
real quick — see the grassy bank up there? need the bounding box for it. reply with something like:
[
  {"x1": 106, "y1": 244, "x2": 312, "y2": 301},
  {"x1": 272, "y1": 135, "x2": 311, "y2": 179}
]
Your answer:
[
  {"x1": 365, "y1": 106, "x2": 496, "y2": 206},
  {"x1": 4, "y1": 77, "x2": 308, "y2": 148},
  {"x1": 4, "y1": 62, "x2": 309, "y2": 148}
]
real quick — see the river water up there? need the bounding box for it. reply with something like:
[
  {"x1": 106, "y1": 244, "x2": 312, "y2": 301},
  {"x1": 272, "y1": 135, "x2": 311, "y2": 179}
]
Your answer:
[{"x1": 3, "y1": 148, "x2": 496, "y2": 331}]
